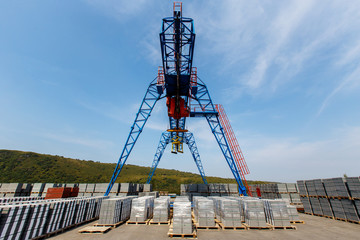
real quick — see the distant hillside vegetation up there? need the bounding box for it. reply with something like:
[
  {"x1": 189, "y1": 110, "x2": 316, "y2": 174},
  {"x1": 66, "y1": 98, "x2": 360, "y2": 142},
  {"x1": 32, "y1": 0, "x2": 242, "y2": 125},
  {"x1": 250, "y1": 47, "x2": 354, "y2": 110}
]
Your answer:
[{"x1": 0, "y1": 150, "x2": 267, "y2": 194}]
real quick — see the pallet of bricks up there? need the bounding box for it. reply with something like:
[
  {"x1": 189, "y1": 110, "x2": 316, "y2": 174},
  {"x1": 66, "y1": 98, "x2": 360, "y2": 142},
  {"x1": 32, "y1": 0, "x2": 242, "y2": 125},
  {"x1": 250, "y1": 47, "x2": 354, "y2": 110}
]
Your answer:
[
  {"x1": 180, "y1": 183, "x2": 239, "y2": 201},
  {"x1": 0, "y1": 196, "x2": 107, "y2": 239},
  {"x1": 297, "y1": 177, "x2": 360, "y2": 224},
  {"x1": 249, "y1": 183, "x2": 302, "y2": 206}
]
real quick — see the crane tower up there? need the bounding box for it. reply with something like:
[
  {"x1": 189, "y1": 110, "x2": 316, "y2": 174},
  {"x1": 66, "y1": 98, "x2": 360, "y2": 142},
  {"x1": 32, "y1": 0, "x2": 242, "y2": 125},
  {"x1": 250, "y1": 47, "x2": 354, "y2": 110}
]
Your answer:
[{"x1": 105, "y1": 2, "x2": 251, "y2": 196}]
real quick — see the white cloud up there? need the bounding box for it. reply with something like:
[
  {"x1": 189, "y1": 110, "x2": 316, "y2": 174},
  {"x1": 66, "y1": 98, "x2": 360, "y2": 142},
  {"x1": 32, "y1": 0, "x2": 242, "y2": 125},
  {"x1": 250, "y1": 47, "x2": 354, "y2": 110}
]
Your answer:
[{"x1": 243, "y1": 126, "x2": 360, "y2": 182}]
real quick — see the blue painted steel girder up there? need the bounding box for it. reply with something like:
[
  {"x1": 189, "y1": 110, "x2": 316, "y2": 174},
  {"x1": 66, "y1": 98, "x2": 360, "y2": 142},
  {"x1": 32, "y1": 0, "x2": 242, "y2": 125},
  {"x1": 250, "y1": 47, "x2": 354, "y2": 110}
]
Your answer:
[
  {"x1": 105, "y1": 79, "x2": 164, "y2": 196},
  {"x1": 146, "y1": 131, "x2": 207, "y2": 185}
]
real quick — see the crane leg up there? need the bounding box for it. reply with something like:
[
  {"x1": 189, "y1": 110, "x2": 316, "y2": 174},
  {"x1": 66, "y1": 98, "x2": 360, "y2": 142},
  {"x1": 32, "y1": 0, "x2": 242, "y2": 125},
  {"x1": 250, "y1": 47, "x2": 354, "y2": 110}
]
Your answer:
[
  {"x1": 193, "y1": 80, "x2": 247, "y2": 195},
  {"x1": 146, "y1": 132, "x2": 171, "y2": 184},
  {"x1": 184, "y1": 132, "x2": 208, "y2": 184},
  {"x1": 105, "y1": 79, "x2": 163, "y2": 196}
]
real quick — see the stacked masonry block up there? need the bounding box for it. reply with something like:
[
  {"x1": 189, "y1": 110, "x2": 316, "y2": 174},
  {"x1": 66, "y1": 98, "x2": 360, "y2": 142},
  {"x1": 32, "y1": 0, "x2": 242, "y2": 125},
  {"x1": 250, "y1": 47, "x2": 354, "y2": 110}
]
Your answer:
[
  {"x1": 153, "y1": 196, "x2": 170, "y2": 222},
  {"x1": 172, "y1": 197, "x2": 192, "y2": 234},
  {"x1": 263, "y1": 200, "x2": 291, "y2": 227},
  {"x1": 298, "y1": 176, "x2": 360, "y2": 223},
  {"x1": 0, "y1": 196, "x2": 107, "y2": 239},
  {"x1": 180, "y1": 183, "x2": 238, "y2": 200},
  {"x1": 98, "y1": 197, "x2": 134, "y2": 224},
  {"x1": 193, "y1": 197, "x2": 215, "y2": 227},
  {"x1": 249, "y1": 183, "x2": 301, "y2": 204},
  {"x1": 129, "y1": 196, "x2": 154, "y2": 222},
  {"x1": 243, "y1": 199, "x2": 268, "y2": 227}
]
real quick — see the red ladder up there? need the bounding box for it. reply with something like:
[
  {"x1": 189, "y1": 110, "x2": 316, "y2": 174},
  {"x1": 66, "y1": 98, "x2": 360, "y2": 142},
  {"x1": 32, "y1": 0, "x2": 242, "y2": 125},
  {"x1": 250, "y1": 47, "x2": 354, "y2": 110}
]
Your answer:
[{"x1": 215, "y1": 104, "x2": 252, "y2": 196}]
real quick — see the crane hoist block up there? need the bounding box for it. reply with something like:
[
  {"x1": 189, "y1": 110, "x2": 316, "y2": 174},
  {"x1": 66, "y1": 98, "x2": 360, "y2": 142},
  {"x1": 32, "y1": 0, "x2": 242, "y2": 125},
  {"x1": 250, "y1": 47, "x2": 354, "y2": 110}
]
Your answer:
[{"x1": 167, "y1": 96, "x2": 189, "y2": 119}]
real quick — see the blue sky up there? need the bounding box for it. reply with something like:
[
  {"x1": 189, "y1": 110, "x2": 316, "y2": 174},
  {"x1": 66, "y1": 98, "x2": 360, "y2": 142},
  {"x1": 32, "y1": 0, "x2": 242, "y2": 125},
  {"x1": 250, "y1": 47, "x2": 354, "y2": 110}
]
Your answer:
[{"x1": 1, "y1": 0, "x2": 359, "y2": 182}]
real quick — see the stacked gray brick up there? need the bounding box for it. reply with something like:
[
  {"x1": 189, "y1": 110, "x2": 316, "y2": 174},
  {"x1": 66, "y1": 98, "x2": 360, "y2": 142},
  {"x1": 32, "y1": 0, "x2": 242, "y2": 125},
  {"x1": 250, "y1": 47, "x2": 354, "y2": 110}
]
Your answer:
[
  {"x1": 193, "y1": 197, "x2": 215, "y2": 227},
  {"x1": 153, "y1": 196, "x2": 170, "y2": 222},
  {"x1": 243, "y1": 199, "x2": 267, "y2": 227},
  {"x1": 172, "y1": 197, "x2": 192, "y2": 234},
  {"x1": 263, "y1": 200, "x2": 291, "y2": 227}
]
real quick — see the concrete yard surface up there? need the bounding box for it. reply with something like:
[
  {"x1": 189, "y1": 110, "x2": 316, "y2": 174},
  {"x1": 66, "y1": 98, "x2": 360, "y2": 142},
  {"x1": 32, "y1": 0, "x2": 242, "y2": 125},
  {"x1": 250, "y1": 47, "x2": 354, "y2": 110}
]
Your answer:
[{"x1": 50, "y1": 214, "x2": 360, "y2": 240}]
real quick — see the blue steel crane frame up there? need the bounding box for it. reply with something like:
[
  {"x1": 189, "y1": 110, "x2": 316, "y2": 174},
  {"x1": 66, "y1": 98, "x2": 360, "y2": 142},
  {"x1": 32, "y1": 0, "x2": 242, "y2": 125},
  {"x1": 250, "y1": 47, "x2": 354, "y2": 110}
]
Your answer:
[
  {"x1": 105, "y1": 5, "x2": 248, "y2": 196},
  {"x1": 145, "y1": 131, "x2": 208, "y2": 185}
]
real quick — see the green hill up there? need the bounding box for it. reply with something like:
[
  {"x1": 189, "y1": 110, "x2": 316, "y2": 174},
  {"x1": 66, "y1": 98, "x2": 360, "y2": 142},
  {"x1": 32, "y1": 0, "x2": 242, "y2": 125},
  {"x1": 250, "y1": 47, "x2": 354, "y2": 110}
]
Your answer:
[{"x1": 0, "y1": 150, "x2": 267, "y2": 194}]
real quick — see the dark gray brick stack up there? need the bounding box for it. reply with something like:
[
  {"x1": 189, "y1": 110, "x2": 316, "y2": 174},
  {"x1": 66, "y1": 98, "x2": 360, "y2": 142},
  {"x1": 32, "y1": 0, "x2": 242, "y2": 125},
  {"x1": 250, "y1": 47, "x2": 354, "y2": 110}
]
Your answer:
[{"x1": 346, "y1": 177, "x2": 360, "y2": 199}]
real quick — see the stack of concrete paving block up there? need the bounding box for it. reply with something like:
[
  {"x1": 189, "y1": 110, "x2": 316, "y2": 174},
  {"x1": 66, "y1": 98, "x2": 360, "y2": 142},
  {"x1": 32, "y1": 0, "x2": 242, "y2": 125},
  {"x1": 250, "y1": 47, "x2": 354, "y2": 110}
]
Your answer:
[
  {"x1": 193, "y1": 197, "x2": 215, "y2": 227},
  {"x1": 197, "y1": 184, "x2": 209, "y2": 194},
  {"x1": 345, "y1": 177, "x2": 360, "y2": 199},
  {"x1": 243, "y1": 199, "x2": 267, "y2": 227},
  {"x1": 153, "y1": 196, "x2": 170, "y2": 222},
  {"x1": 30, "y1": 183, "x2": 45, "y2": 197},
  {"x1": 84, "y1": 183, "x2": 96, "y2": 197},
  {"x1": 129, "y1": 196, "x2": 154, "y2": 222},
  {"x1": 341, "y1": 198, "x2": 360, "y2": 222},
  {"x1": 78, "y1": 183, "x2": 87, "y2": 197},
  {"x1": 0, "y1": 183, "x2": 23, "y2": 197},
  {"x1": 263, "y1": 200, "x2": 291, "y2": 227},
  {"x1": 323, "y1": 178, "x2": 349, "y2": 198},
  {"x1": 329, "y1": 198, "x2": 346, "y2": 219},
  {"x1": 172, "y1": 197, "x2": 192, "y2": 234},
  {"x1": 99, "y1": 198, "x2": 125, "y2": 224},
  {"x1": 228, "y1": 184, "x2": 239, "y2": 195},
  {"x1": 219, "y1": 198, "x2": 242, "y2": 227},
  {"x1": 309, "y1": 197, "x2": 323, "y2": 215},
  {"x1": 138, "y1": 191, "x2": 159, "y2": 198},
  {"x1": 143, "y1": 184, "x2": 152, "y2": 192},
  {"x1": 287, "y1": 204, "x2": 301, "y2": 221},
  {"x1": 305, "y1": 180, "x2": 317, "y2": 196},
  {"x1": 318, "y1": 197, "x2": 333, "y2": 217},
  {"x1": 296, "y1": 180, "x2": 308, "y2": 196},
  {"x1": 313, "y1": 179, "x2": 327, "y2": 196}
]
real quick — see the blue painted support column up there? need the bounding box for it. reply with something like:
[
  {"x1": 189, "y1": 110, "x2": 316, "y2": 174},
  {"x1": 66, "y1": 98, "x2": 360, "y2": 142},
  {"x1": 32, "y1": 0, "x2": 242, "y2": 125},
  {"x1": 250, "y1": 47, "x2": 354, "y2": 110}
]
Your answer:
[
  {"x1": 146, "y1": 132, "x2": 171, "y2": 184},
  {"x1": 105, "y1": 79, "x2": 163, "y2": 196},
  {"x1": 184, "y1": 132, "x2": 208, "y2": 184},
  {"x1": 192, "y1": 78, "x2": 247, "y2": 195}
]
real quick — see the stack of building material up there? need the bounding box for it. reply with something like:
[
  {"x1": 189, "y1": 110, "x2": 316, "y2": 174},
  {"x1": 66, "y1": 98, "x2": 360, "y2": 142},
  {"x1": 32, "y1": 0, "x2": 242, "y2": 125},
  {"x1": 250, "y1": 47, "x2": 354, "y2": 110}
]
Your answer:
[
  {"x1": 249, "y1": 183, "x2": 301, "y2": 205},
  {"x1": 30, "y1": 183, "x2": 45, "y2": 197},
  {"x1": 341, "y1": 199, "x2": 360, "y2": 222},
  {"x1": 138, "y1": 191, "x2": 159, "y2": 198},
  {"x1": 193, "y1": 197, "x2": 215, "y2": 227},
  {"x1": 78, "y1": 183, "x2": 87, "y2": 197},
  {"x1": 172, "y1": 197, "x2": 192, "y2": 234},
  {"x1": 346, "y1": 177, "x2": 360, "y2": 199},
  {"x1": 228, "y1": 184, "x2": 239, "y2": 196},
  {"x1": 263, "y1": 200, "x2": 291, "y2": 227},
  {"x1": 309, "y1": 197, "x2": 323, "y2": 215},
  {"x1": 299, "y1": 177, "x2": 360, "y2": 223},
  {"x1": 0, "y1": 183, "x2": 23, "y2": 197},
  {"x1": 99, "y1": 198, "x2": 125, "y2": 224},
  {"x1": 0, "y1": 196, "x2": 108, "y2": 239},
  {"x1": 153, "y1": 196, "x2": 170, "y2": 222},
  {"x1": 84, "y1": 183, "x2": 96, "y2": 197},
  {"x1": 198, "y1": 184, "x2": 208, "y2": 194},
  {"x1": 218, "y1": 198, "x2": 242, "y2": 227},
  {"x1": 129, "y1": 196, "x2": 154, "y2": 222},
  {"x1": 143, "y1": 184, "x2": 152, "y2": 192},
  {"x1": 243, "y1": 199, "x2": 267, "y2": 227},
  {"x1": 209, "y1": 184, "x2": 220, "y2": 196},
  {"x1": 296, "y1": 180, "x2": 307, "y2": 196},
  {"x1": 45, "y1": 187, "x2": 79, "y2": 199},
  {"x1": 318, "y1": 197, "x2": 333, "y2": 217},
  {"x1": 287, "y1": 205, "x2": 301, "y2": 221}
]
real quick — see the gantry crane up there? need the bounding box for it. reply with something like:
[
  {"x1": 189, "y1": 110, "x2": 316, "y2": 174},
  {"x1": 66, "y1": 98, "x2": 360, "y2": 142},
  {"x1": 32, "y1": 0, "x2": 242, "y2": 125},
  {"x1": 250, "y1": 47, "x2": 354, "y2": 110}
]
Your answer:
[{"x1": 105, "y1": 2, "x2": 251, "y2": 196}]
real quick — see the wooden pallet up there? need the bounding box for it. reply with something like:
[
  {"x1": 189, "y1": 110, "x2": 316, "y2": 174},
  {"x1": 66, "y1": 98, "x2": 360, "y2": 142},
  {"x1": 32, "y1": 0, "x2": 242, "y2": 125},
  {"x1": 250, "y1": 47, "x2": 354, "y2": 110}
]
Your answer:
[
  {"x1": 347, "y1": 220, "x2": 360, "y2": 224},
  {"x1": 243, "y1": 223, "x2": 272, "y2": 230},
  {"x1": 271, "y1": 225, "x2": 297, "y2": 230},
  {"x1": 79, "y1": 226, "x2": 111, "y2": 234},
  {"x1": 167, "y1": 229, "x2": 197, "y2": 239},
  {"x1": 126, "y1": 219, "x2": 150, "y2": 225},
  {"x1": 94, "y1": 220, "x2": 125, "y2": 228},
  {"x1": 195, "y1": 223, "x2": 220, "y2": 230},
  {"x1": 148, "y1": 219, "x2": 171, "y2": 225},
  {"x1": 335, "y1": 217, "x2": 347, "y2": 222},
  {"x1": 217, "y1": 222, "x2": 246, "y2": 230},
  {"x1": 290, "y1": 220, "x2": 305, "y2": 224},
  {"x1": 304, "y1": 212, "x2": 313, "y2": 216}
]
